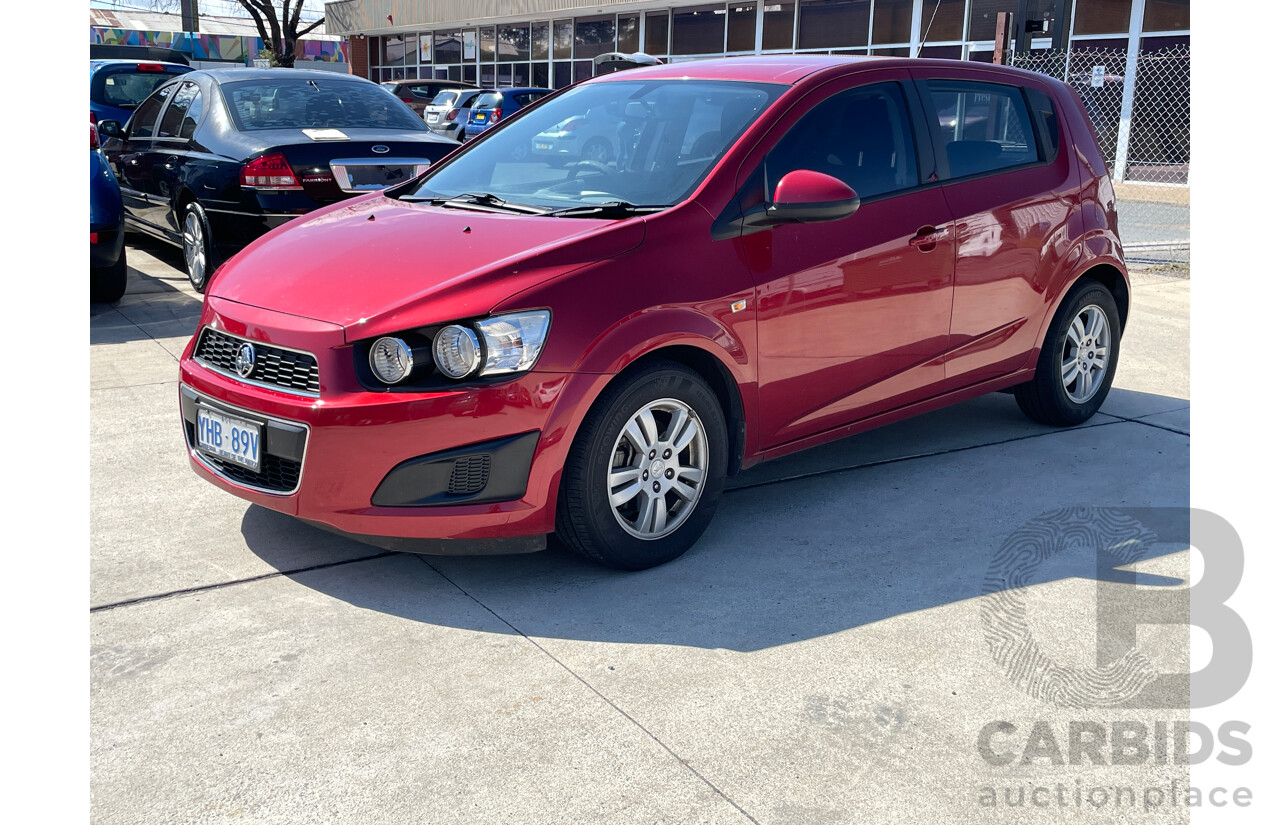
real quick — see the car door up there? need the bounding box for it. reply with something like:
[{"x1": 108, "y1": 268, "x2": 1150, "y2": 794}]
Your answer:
[
  {"x1": 150, "y1": 80, "x2": 205, "y2": 238},
  {"x1": 911, "y1": 68, "x2": 1077, "y2": 388},
  {"x1": 741, "y1": 72, "x2": 957, "y2": 449},
  {"x1": 107, "y1": 82, "x2": 175, "y2": 229}
]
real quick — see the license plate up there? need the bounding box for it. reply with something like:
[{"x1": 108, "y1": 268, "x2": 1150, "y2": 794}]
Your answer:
[
  {"x1": 475, "y1": 114, "x2": 487, "y2": 122},
  {"x1": 427, "y1": 113, "x2": 439, "y2": 123},
  {"x1": 348, "y1": 165, "x2": 411, "y2": 187},
  {"x1": 197, "y1": 407, "x2": 262, "y2": 472},
  {"x1": 535, "y1": 142, "x2": 552, "y2": 151}
]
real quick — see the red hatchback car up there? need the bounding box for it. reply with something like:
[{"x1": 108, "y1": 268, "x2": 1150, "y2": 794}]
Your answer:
[{"x1": 179, "y1": 56, "x2": 1127, "y2": 570}]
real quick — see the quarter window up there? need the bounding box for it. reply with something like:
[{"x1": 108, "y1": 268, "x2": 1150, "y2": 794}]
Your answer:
[
  {"x1": 766, "y1": 83, "x2": 919, "y2": 200},
  {"x1": 927, "y1": 80, "x2": 1039, "y2": 178}
]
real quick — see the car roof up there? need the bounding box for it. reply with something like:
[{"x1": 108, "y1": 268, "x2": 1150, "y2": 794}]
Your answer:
[
  {"x1": 590, "y1": 55, "x2": 1053, "y2": 86},
  {"x1": 90, "y1": 59, "x2": 191, "y2": 71},
  {"x1": 478, "y1": 87, "x2": 553, "y2": 95},
  {"x1": 194, "y1": 68, "x2": 375, "y2": 84}
]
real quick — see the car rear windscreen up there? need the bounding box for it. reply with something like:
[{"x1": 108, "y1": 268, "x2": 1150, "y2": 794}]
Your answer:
[
  {"x1": 474, "y1": 92, "x2": 503, "y2": 110},
  {"x1": 430, "y1": 90, "x2": 460, "y2": 107},
  {"x1": 93, "y1": 70, "x2": 183, "y2": 110},
  {"x1": 222, "y1": 79, "x2": 428, "y2": 132}
]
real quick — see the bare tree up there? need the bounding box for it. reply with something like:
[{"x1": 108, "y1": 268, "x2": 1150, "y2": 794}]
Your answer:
[{"x1": 235, "y1": 1, "x2": 325, "y2": 68}]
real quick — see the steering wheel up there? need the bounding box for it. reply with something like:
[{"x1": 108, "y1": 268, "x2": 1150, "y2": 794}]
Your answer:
[{"x1": 565, "y1": 160, "x2": 610, "y2": 180}]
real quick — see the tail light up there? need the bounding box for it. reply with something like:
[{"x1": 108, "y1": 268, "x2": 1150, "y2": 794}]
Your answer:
[
  {"x1": 400, "y1": 96, "x2": 414, "y2": 104},
  {"x1": 560, "y1": 119, "x2": 584, "y2": 133},
  {"x1": 240, "y1": 153, "x2": 302, "y2": 190},
  {"x1": 91, "y1": 232, "x2": 100, "y2": 245},
  {"x1": 136, "y1": 63, "x2": 166, "y2": 72},
  {"x1": 90, "y1": 111, "x2": 98, "y2": 126},
  {"x1": 446, "y1": 109, "x2": 460, "y2": 122},
  {"x1": 91, "y1": 123, "x2": 99, "y2": 150},
  {"x1": 491, "y1": 107, "x2": 503, "y2": 122}
]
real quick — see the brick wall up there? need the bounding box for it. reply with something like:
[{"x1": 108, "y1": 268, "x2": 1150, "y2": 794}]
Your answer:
[{"x1": 348, "y1": 35, "x2": 369, "y2": 80}]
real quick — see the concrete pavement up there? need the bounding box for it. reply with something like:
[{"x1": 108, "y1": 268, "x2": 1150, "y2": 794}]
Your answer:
[{"x1": 91, "y1": 238, "x2": 1191, "y2": 823}]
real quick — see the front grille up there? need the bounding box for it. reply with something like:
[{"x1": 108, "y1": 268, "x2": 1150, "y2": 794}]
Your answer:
[
  {"x1": 448, "y1": 455, "x2": 491, "y2": 494},
  {"x1": 185, "y1": 421, "x2": 302, "y2": 494},
  {"x1": 194, "y1": 328, "x2": 320, "y2": 396}
]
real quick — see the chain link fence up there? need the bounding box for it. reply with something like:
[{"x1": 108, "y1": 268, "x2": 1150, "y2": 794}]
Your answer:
[{"x1": 1011, "y1": 45, "x2": 1190, "y2": 263}]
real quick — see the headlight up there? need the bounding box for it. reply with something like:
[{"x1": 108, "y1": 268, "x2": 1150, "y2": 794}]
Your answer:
[
  {"x1": 433, "y1": 324, "x2": 482, "y2": 379},
  {"x1": 369, "y1": 337, "x2": 416, "y2": 384},
  {"x1": 475, "y1": 310, "x2": 551, "y2": 375}
]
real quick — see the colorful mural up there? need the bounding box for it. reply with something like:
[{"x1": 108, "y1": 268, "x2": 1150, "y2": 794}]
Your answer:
[{"x1": 90, "y1": 27, "x2": 348, "y2": 63}]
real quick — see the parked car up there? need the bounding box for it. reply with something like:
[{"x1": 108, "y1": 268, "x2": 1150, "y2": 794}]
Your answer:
[
  {"x1": 463, "y1": 87, "x2": 554, "y2": 140},
  {"x1": 97, "y1": 68, "x2": 457, "y2": 291},
  {"x1": 90, "y1": 121, "x2": 127, "y2": 304},
  {"x1": 90, "y1": 59, "x2": 192, "y2": 127},
  {"x1": 531, "y1": 103, "x2": 625, "y2": 165},
  {"x1": 382, "y1": 79, "x2": 471, "y2": 116},
  {"x1": 423, "y1": 88, "x2": 481, "y2": 141},
  {"x1": 178, "y1": 56, "x2": 1128, "y2": 571}
]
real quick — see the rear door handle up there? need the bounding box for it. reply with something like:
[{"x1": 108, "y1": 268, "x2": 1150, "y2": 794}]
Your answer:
[
  {"x1": 909, "y1": 225, "x2": 950, "y2": 249},
  {"x1": 163, "y1": 159, "x2": 178, "y2": 170}
]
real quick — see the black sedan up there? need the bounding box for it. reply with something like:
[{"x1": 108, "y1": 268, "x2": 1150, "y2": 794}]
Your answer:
[{"x1": 97, "y1": 69, "x2": 458, "y2": 291}]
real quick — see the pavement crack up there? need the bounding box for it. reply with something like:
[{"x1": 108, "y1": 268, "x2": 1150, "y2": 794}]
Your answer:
[
  {"x1": 415, "y1": 555, "x2": 763, "y2": 825},
  {"x1": 89, "y1": 552, "x2": 396, "y2": 613}
]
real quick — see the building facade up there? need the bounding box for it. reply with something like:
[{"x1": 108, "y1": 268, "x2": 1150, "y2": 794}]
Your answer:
[{"x1": 323, "y1": 0, "x2": 1188, "y2": 87}]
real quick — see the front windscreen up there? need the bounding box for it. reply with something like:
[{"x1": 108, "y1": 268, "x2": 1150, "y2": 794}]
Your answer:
[
  {"x1": 405, "y1": 79, "x2": 783, "y2": 212},
  {"x1": 221, "y1": 78, "x2": 427, "y2": 131}
]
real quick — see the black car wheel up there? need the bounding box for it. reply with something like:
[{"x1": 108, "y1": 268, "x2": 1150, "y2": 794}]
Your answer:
[
  {"x1": 181, "y1": 201, "x2": 217, "y2": 293},
  {"x1": 582, "y1": 138, "x2": 611, "y2": 165},
  {"x1": 90, "y1": 246, "x2": 128, "y2": 304},
  {"x1": 556, "y1": 360, "x2": 728, "y2": 570}
]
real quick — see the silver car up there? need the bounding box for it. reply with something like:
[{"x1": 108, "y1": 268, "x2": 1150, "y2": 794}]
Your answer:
[
  {"x1": 424, "y1": 88, "x2": 481, "y2": 141},
  {"x1": 531, "y1": 104, "x2": 626, "y2": 166}
]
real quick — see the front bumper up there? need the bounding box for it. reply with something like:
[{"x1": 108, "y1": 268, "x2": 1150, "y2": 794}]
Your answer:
[{"x1": 178, "y1": 297, "x2": 605, "y2": 550}]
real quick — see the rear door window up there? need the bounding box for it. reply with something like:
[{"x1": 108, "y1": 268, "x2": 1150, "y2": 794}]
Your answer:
[
  {"x1": 157, "y1": 82, "x2": 202, "y2": 139},
  {"x1": 925, "y1": 80, "x2": 1039, "y2": 178},
  {"x1": 766, "y1": 82, "x2": 920, "y2": 200}
]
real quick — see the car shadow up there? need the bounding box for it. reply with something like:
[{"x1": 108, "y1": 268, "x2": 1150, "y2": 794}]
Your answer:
[
  {"x1": 239, "y1": 388, "x2": 1190, "y2": 652},
  {"x1": 90, "y1": 235, "x2": 205, "y2": 345}
]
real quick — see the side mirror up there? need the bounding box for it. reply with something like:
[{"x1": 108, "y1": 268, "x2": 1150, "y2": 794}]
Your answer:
[
  {"x1": 766, "y1": 170, "x2": 860, "y2": 223},
  {"x1": 97, "y1": 120, "x2": 124, "y2": 139}
]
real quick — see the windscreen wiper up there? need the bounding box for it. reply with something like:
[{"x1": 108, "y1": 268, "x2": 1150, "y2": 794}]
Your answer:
[
  {"x1": 418, "y1": 192, "x2": 549, "y2": 215},
  {"x1": 547, "y1": 201, "x2": 669, "y2": 219}
]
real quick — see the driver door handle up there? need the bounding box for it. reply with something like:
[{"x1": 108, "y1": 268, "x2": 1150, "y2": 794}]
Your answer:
[{"x1": 909, "y1": 225, "x2": 950, "y2": 249}]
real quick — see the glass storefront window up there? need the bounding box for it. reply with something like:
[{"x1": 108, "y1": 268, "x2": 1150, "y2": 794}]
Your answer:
[
  {"x1": 967, "y1": 1, "x2": 1017, "y2": 41},
  {"x1": 553, "y1": 61, "x2": 572, "y2": 88},
  {"x1": 575, "y1": 15, "x2": 617, "y2": 59},
  {"x1": 434, "y1": 31, "x2": 462, "y2": 64},
  {"x1": 673, "y1": 5, "x2": 727, "y2": 55},
  {"x1": 762, "y1": 2, "x2": 795, "y2": 50},
  {"x1": 921, "y1": 0, "x2": 966, "y2": 42},
  {"x1": 481, "y1": 27, "x2": 496, "y2": 61},
  {"x1": 1073, "y1": 0, "x2": 1133, "y2": 35},
  {"x1": 798, "y1": 0, "x2": 870, "y2": 51},
  {"x1": 554, "y1": 20, "x2": 574, "y2": 59},
  {"x1": 382, "y1": 34, "x2": 406, "y2": 66},
  {"x1": 532, "y1": 23, "x2": 550, "y2": 60},
  {"x1": 370, "y1": 36, "x2": 381, "y2": 67},
  {"x1": 533, "y1": 63, "x2": 549, "y2": 88},
  {"x1": 618, "y1": 15, "x2": 640, "y2": 53},
  {"x1": 646, "y1": 11, "x2": 671, "y2": 55},
  {"x1": 574, "y1": 60, "x2": 593, "y2": 83},
  {"x1": 1144, "y1": 0, "x2": 1189, "y2": 31},
  {"x1": 499, "y1": 25, "x2": 531, "y2": 61},
  {"x1": 871, "y1": 0, "x2": 913, "y2": 44},
  {"x1": 728, "y1": 3, "x2": 758, "y2": 52}
]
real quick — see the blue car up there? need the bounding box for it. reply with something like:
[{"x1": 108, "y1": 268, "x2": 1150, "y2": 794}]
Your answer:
[
  {"x1": 91, "y1": 128, "x2": 128, "y2": 303},
  {"x1": 90, "y1": 59, "x2": 192, "y2": 126},
  {"x1": 463, "y1": 87, "x2": 553, "y2": 140}
]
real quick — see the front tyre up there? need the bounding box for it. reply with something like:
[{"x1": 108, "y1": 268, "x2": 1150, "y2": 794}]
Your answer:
[
  {"x1": 556, "y1": 361, "x2": 728, "y2": 570},
  {"x1": 1015, "y1": 279, "x2": 1121, "y2": 426},
  {"x1": 181, "y1": 201, "x2": 218, "y2": 293}
]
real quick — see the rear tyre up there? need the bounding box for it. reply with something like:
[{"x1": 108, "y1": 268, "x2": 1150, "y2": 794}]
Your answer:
[
  {"x1": 1015, "y1": 279, "x2": 1121, "y2": 426},
  {"x1": 556, "y1": 361, "x2": 728, "y2": 571},
  {"x1": 181, "y1": 201, "x2": 218, "y2": 294},
  {"x1": 582, "y1": 138, "x2": 611, "y2": 165},
  {"x1": 90, "y1": 246, "x2": 128, "y2": 304}
]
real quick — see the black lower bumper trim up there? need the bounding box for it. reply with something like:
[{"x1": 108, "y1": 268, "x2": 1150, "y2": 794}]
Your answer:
[
  {"x1": 301, "y1": 520, "x2": 546, "y2": 556},
  {"x1": 372, "y1": 431, "x2": 540, "y2": 508}
]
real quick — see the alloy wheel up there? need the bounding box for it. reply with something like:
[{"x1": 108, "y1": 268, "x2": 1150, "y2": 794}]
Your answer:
[
  {"x1": 607, "y1": 398, "x2": 708, "y2": 540},
  {"x1": 183, "y1": 211, "x2": 206, "y2": 289},
  {"x1": 1060, "y1": 304, "x2": 1111, "y2": 404}
]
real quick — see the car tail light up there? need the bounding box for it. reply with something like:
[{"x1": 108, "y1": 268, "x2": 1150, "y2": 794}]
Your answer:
[
  {"x1": 446, "y1": 109, "x2": 460, "y2": 122},
  {"x1": 240, "y1": 153, "x2": 302, "y2": 190},
  {"x1": 491, "y1": 107, "x2": 503, "y2": 122},
  {"x1": 90, "y1": 123, "x2": 99, "y2": 150},
  {"x1": 91, "y1": 232, "x2": 100, "y2": 244},
  {"x1": 400, "y1": 96, "x2": 414, "y2": 104},
  {"x1": 90, "y1": 111, "x2": 98, "y2": 126},
  {"x1": 137, "y1": 63, "x2": 166, "y2": 72},
  {"x1": 561, "y1": 119, "x2": 584, "y2": 132}
]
